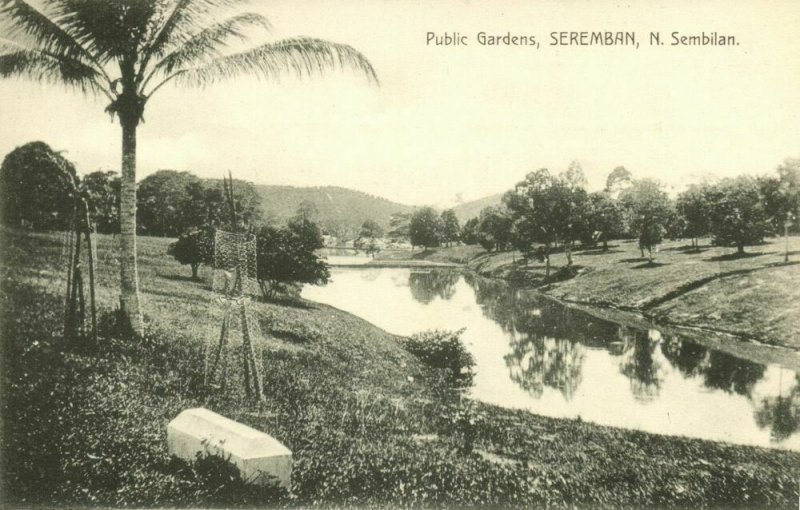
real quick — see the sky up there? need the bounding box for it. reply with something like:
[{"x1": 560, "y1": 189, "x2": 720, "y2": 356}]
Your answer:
[{"x1": 1, "y1": 0, "x2": 799, "y2": 207}]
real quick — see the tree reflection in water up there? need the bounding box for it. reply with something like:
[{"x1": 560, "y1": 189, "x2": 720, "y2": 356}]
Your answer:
[
  {"x1": 661, "y1": 336, "x2": 709, "y2": 377},
  {"x1": 505, "y1": 335, "x2": 585, "y2": 400},
  {"x1": 754, "y1": 373, "x2": 800, "y2": 441},
  {"x1": 702, "y1": 351, "x2": 766, "y2": 397},
  {"x1": 459, "y1": 270, "x2": 800, "y2": 444},
  {"x1": 408, "y1": 269, "x2": 460, "y2": 304},
  {"x1": 618, "y1": 327, "x2": 665, "y2": 402}
]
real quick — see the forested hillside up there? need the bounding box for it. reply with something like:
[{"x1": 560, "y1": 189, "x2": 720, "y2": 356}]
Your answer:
[
  {"x1": 255, "y1": 185, "x2": 413, "y2": 237},
  {"x1": 452, "y1": 193, "x2": 503, "y2": 222}
]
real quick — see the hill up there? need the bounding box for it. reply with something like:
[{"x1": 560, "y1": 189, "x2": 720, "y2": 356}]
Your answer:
[
  {"x1": 254, "y1": 185, "x2": 413, "y2": 237},
  {"x1": 452, "y1": 193, "x2": 503, "y2": 222}
]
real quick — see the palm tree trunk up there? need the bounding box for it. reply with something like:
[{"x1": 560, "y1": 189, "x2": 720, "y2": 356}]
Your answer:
[{"x1": 119, "y1": 120, "x2": 143, "y2": 335}]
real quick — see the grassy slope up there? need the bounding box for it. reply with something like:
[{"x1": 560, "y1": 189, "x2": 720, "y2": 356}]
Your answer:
[
  {"x1": 421, "y1": 237, "x2": 800, "y2": 350},
  {"x1": 2, "y1": 228, "x2": 799, "y2": 508}
]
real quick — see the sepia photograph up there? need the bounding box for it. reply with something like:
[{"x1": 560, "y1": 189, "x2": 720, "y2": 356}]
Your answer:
[{"x1": 1, "y1": 0, "x2": 799, "y2": 508}]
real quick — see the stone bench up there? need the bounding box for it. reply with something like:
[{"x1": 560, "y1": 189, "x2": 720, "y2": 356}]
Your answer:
[{"x1": 167, "y1": 407, "x2": 292, "y2": 489}]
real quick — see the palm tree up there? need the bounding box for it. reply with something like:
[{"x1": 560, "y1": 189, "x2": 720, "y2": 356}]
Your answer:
[{"x1": 0, "y1": 0, "x2": 377, "y2": 335}]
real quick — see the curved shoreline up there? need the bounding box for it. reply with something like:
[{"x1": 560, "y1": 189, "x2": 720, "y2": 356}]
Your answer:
[{"x1": 368, "y1": 239, "x2": 800, "y2": 354}]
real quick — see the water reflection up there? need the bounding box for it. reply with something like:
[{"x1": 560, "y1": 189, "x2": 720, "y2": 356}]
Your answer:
[
  {"x1": 303, "y1": 267, "x2": 800, "y2": 449},
  {"x1": 618, "y1": 329, "x2": 665, "y2": 403},
  {"x1": 408, "y1": 270, "x2": 460, "y2": 304},
  {"x1": 505, "y1": 336, "x2": 585, "y2": 400},
  {"x1": 754, "y1": 374, "x2": 800, "y2": 441},
  {"x1": 459, "y1": 272, "x2": 800, "y2": 446}
]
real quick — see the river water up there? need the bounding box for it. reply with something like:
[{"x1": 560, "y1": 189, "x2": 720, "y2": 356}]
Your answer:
[{"x1": 302, "y1": 266, "x2": 800, "y2": 450}]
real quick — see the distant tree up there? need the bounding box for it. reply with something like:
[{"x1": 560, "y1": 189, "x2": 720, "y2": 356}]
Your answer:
[
  {"x1": 504, "y1": 169, "x2": 560, "y2": 274},
  {"x1": 477, "y1": 205, "x2": 513, "y2": 252},
  {"x1": 440, "y1": 209, "x2": 461, "y2": 246},
  {"x1": 256, "y1": 219, "x2": 329, "y2": 299},
  {"x1": 556, "y1": 163, "x2": 591, "y2": 264},
  {"x1": 387, "y1": 211, "x2": 411, "y2": 242},
  {"x1": 0, "y1": 141, "x2": 77, "y2": 230},
  {"x1": 355, "y1": 219, "x2": 384, "y2": 258},
  {"x1": 460, "y1": 217, "x2": 481, "y2": 245},
  {"x1": 167, "y1": 226, "x2": 213, "y2": 279},
  {"x1": 137, "y1": 172, "x2": 262, "y2": 236},
  {"x1": 563, "y1": 160, "x2": 588, "y2": 190},
  {"x1": 676, "y1": 184, "x2": 711, "y2": 250},
  {"x1": 705, "y1": 176, "x2": 769, "y2": 255},
  {"x1": 504, "y1": 167, "x2": 589, "y2": 273},
  {"x1": 409, "y1": 207, "x2": 443, "y2": 249},
  {"x1": 180, "y1": 181, "x2": 224, "y2": 231},
  {"x1": 761, "y1": 158, "x2": 800, "y2": 234},
  {"x1": 220, "y1": 178, "x2": 263, "y2": 229},
  {"x1": 586, "y1": 191, "x2": 625, "y2": 251},
  {"x1": 137, "y1": 170, "x2": 200, "y2": 236},
  {"x1": 295, "y1": 200, "x2": 320, "y2": 222},
  {"x1": 81, "y1": 170, "x2": 120, "y2": 234},
  {"x1": 663, "y1": 205, "x2": 685, "y2": 242},
  {"x1": 605, "y1": 166, "x2": 633, "y2": 198},
  {"x1": 620, "y1": 179, "x2": 672, "y2": 262},
  {"x1": 759, "y1": 176, "x2": 784, "y2": 236}
]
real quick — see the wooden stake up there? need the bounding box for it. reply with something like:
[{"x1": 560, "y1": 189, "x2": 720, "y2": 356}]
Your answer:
[{"x1": 84, "y1": 208, "x2": 98, "y2": 345}]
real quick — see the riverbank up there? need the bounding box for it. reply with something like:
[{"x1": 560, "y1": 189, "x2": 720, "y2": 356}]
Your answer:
[
  {"x1": 2, "y1": 228, "x2": 799, "y2": 507},
  {"x1": 398, "y1": 237, "x2": 800, "y2": 351}
]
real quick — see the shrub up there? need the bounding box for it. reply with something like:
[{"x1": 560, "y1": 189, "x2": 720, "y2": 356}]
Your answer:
[
  {"x1": 167, "y1": 226, "x2": 214, "y2": 279},
  {"x1": 401, "y1": 329, "x2": 475, "y2": 388}
]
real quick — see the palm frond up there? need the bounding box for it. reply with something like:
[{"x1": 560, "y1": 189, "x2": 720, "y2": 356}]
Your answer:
[
  {"x1": 148, "y1": 12, "x2": 270, "y2": 80},
  {"x1": 151, "y1": 37, "x2": 378, "y2": 94},
  {"x1": 0, "y1": 41, "x2": 106, "y2": 94},
  {"x1": 50, "y1": 0, "x2": 161, "y2": 63},
  {"x1": 0, "y1": 0, "x2": 107, "y2": 78},
  {"x1": 143, "y1": 0, "x2": 247, "y2": 58}
]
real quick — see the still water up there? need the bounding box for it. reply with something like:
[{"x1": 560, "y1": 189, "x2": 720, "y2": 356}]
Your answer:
[{"x1": 302, "y1": 266, "x2": 800, "y2": 450}]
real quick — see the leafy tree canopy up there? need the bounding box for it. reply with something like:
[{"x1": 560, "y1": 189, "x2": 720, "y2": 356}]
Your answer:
[
  {"x1": 137, "y1": 170, "x2": 262, "y2": 236},
  {"x1": 167, "y1": 226, "x2": 214, "y2": 279},
  {"x1": 676, "y1": 183, "x2": 712, "y2": 247},
  {"x1": 620, "y1": 179, "x2": 672, "y2": 260},
  {"x1": 355, "y1": 219, "x2": 383, "y2": 257},
  {"x1": 409, "y1": 207, "x2": 443, "y2": 249},
  {"x1": 460, "y1": 217, "x2": 480, "y2": 246},
  {"x1": 586, "y1": 191, "x2": 625, "y2": 250},
  {"x1": 476, "y1": 205, "x2": 513, "y2": 252},
  {"x1": 81, "y1": 170, "x2": 120, "y2": 234},
  {"x1": 705, "y1": 176, "x2": 769, "y2": 254},
  {"x1": 255, "y1": 218, "x2": 328, "y2": 299},
  {"x1": 0, "y1": 141, "x2": 77, "y2": 230},
  {"x1": 440, "y1": 209, "x2": 460, "y2": 246}
]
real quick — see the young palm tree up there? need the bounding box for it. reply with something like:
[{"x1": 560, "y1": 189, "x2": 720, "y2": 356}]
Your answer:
[{"x1": 0, "y1": 0, "x2": 377, "y2": 335}]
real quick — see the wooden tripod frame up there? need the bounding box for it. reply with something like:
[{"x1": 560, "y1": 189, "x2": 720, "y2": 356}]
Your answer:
[{"x1": 205, "y1": 172, "x2": 265, "y2": 403}]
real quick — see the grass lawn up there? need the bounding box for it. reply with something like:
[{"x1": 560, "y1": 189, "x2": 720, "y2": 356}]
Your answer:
[
  {"x1": 2, "y1": 227, "x2": 799, "y2": 508},
  {"x1": 425, "y1": 237, "x2": 800, "y2": 349}
]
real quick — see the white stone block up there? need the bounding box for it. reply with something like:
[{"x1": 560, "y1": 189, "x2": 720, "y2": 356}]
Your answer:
[{"x1": 167, "y1": 407, "x2": 292, "y2": 489}]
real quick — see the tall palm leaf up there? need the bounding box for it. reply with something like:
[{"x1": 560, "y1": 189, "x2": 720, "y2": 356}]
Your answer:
[{"x1": 0, "y1": 0, "x2": 377, "y2": 335}]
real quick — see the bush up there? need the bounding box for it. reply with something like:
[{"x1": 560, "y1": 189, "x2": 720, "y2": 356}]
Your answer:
[
  {"x1": 167, "y1": 226, "x2": 214, "y2": 279},
  {"x1": 400, "y1": 329, "x2": 475, "y2": 388}
]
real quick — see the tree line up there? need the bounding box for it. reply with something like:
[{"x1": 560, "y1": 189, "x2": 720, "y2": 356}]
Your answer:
[
  {"x1": 394, "y1": 159, "x2": 799, "y2": 277},
  {"x1": 477, "y1": 161, "x2": 798, "y2": 275},
  {"x1": 0, "y1": 142, "x2": 331, "y2": 300},
  {"x1": 386, "y1": 208, "x2": 461, "y2": 249}
]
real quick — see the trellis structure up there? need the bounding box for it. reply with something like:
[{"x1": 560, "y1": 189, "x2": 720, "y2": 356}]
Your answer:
[
  {"x1": 204, "y1": 174, "x2": 265, "y2": 402},
  {"x1": 49, "y1": 153, "x2": 98, "y2": 344}
]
